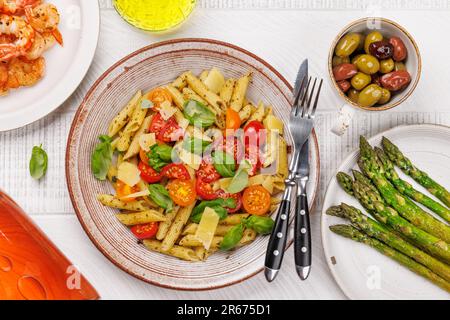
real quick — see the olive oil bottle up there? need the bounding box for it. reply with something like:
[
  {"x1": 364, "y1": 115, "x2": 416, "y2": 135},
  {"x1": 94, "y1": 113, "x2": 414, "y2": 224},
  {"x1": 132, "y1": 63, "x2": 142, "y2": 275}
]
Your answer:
[{"x1": 113, "y1": 0, "x2": 197, "y2": 32}]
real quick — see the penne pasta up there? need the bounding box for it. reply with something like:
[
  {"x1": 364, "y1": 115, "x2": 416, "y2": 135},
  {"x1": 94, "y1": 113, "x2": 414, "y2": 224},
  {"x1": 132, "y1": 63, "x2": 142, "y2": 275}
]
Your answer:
[
  {"x1": 219, "y1": 214, "x2": 250, "y2": 225},
  {"x1": 183, "y1": 71, "x2": 225, "y2": 114},
  {"x1": 123, "y1": 115, "x2": 152, "y2": 160},
  {"x1": 116, "y1": 100, "x2": 148, "y2": 152},
  {"x1": 199, "y1": 70, "x2": 209, "y2": 82},
  {"x1": 156, "y1": 206, "x2": 180, "y2": 240},
  {"x1": 277, "y1": 137, "x2": 289, "y2": 179},
  {"x1": 116, "y1": 210, "x2": 166, "y2": 226},
  {"x1": 179, "y1": 234, "x2": 223, "y2": 249},
  {"x1": 246, "y1": 101, "x2": 265, "y2": 123},
  {"x1": 182, "y1": 223, "x2": 233, "y2": 237},
  {"x1": 143, "y1": 240, "x2": 199, "y2": 262},
  {"x1": 238, "y1": 104, "x2": 253, "y2": 123},
  {"x1": 166, "y1": 85, "x2": 186, "y2": 110},
  {"x1": 172, "y1": 72, "x2": 189, "y2": 90},
  {"x1": 230, "y1": 73, "x2": 251, "y2": 112},
  {"x1": 108, "y1": 91, "x2": 142, "y2": 137},
  {"x1": 237, "y1": 229, "x2": 257, "y2": 247},
  {"x1": 182, "y1": 87, "x2": 209, "y2": 106},
  {"x1": 161, "y1": 202, "x2": 195, "y2": 252},
  {"x1": 97, "y1": 194, "x2": 148, "y2": 211},
  {"x1": 219, "y1": 78, "x2": 236, "y2": 105}
]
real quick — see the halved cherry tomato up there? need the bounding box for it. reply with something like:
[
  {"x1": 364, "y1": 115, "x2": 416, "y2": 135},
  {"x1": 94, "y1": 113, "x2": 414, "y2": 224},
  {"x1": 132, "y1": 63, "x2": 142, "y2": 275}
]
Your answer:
[
  {"x1": 115, "y1": 180, "x2": 140, "y2": 203},
  {"x1": 145, "y1": 88, "x2": 172, "y2": 111},
  {"x1": 138, "y1": 161, "x2": 162, "y2": 183},
  {"x1": 226, "y1": 108, "x2": 241, "y2": 131},
  {"x1": 196, "y1": 179, "x2": 220, "y2": 200},
  {"x1": 242, "y1": 185, "x2": 271, "y2": 215},
  {"x1": 167, "y1": 179, "x2": 197, "y2": 206},
  {"x1": 130, "y1": 222, "x2": 159, "y2": 240},
  {"x1": 218, "y1": 191, "x2": 242, "y2": 213},
  {"x1": 139, "y1": 149, "x2": 150, "y2": 166},
  {"x1": 245, "y1": 144, "x2": 261, "y2": 176},
  {"x1": 196, "y1": 158, "x2": 221, "y2": 183},
  {"x1": 157, "y1": 117, "x2": 183, "y2": 142},
  {"x1": 162, "y1": 163, "x2": 190, "y2": 180},
  {"x1": 149, "y1": 113, "x2": 167, "y2": 134},
  {"x1": 244, "y1": 121, "x2": 266, "y2": 148}
]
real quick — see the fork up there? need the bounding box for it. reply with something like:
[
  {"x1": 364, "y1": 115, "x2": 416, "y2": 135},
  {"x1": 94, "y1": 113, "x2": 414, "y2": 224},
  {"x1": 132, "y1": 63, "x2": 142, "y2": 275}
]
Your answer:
[{"x1": 264, "y1": 76, "x2": 323, "y2": 282}]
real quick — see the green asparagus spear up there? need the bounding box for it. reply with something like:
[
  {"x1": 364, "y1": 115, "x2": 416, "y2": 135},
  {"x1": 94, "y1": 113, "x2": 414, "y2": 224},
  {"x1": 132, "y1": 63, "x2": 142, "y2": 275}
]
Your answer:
[
  {"x1": 329, "y1": 224, "x2": 450, "y2": 293},
  {"x1": 336, "y1": 171, "x2": 450, "y2": 263},
  {"x1": 375, "y1": 147, "x2": 450, "y2": 223},
  {"x1": 382, "y1": 136, "x2": 450, "y2": 208},
  {"x1": 352, "y1": 169, "x2": 380, "y2": 195},
  {"x1": 358, "y1": 136, "x2": 450, "y2": 243},
  {"x1": 327, "y1": 204, "x2": 450, "y2": 282}
]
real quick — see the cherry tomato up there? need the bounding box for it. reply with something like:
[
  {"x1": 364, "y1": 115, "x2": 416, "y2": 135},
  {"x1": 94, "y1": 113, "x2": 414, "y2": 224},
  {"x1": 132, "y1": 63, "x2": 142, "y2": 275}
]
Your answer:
[
  {"x1": 196, "y1": 158, "x2": 221, "y2": 183},
  {"x1": 138, "y1": 161, "x2": 162, "y2": 183},
  {"x1": 115, "y1": 180, "x2": 140, "y2": 203},
  {"x1": 245, "y1": 144, "x2": 261, "y2": 176},
  {"x1": 139, "y1": 149, "x2": 150, "y2": 166},
  {"x1": 130, "y1": 222, "x2": 159, "y2": 240},
  {"x1": 196, "y1": 179, "x2": 220, "y2": 200},
  {"x1": 162, "y1": 163, "x2": 190, "y2": 180},
  {"x1": 220, "y1": 136, "x2": 244, "y2": 163},
  {"x1": 145, "y1": 88, "x2": 172, "y2": 111},
  {"x1": 242, "y1": 185, "x2": 271, "y2": 215},
  {"x1": 244, "y1": 121, "x2": 266, "y2": 148},
  {"x1": 149, "y1": 113, "x2": 167, "y2": 134},
  {"x1": 157, "y1": 117, "x2": 183, "y2": 142},
  {"x1": 218, "y1": 191, "x2": 242, "y2": 213},
  {"x1": 167, "y1": 179, "x2": 197, "y2": 207},
  {"x1": 225, "y1": 108, "x2": 242, "y2": 131}
]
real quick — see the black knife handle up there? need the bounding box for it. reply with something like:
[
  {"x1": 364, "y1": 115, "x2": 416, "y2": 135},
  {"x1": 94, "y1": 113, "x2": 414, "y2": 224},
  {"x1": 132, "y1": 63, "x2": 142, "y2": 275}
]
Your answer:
[
  {"x1": 265, "y1": 199, "x2": 290, "y2": 272},
  {"x1": 294, "y1": 193, "x2": 311, "y2": 270}
]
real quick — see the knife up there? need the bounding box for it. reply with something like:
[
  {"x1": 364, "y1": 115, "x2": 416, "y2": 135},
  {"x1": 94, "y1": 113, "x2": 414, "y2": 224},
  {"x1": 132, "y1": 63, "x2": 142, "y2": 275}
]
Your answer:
[{"x1": 264, "y1": 59, "x2": 308, "y2": 282}]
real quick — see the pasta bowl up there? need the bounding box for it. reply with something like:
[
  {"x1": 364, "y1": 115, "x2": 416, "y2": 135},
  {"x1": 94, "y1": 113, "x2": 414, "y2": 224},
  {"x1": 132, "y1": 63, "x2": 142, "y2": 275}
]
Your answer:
[{"x1": 66, "y1": 38, "x2": 320, "y2": 290}]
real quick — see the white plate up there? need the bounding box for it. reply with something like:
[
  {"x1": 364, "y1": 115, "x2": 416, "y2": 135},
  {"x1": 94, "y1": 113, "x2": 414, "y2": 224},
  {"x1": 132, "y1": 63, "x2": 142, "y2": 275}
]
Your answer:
[
  {"x1": 0, "y1": 0, "x2": 99, "y2": 131},
  {"x1": 321, "y1": 124, "x2": 450, "y2": 300}
]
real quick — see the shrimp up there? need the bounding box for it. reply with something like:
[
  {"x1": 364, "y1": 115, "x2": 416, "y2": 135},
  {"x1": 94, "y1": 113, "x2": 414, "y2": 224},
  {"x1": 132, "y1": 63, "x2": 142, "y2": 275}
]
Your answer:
[
  {"x1": 6, "y1": 56, "x2": 44, "y2": 88},
  {"x1": 0, "y1": 0, "x2": 40, "y2": 14},
  {"x1": 0, "y1": 63, "x2": 7, "y2": 90},
  {"x1": 25, "y1": 3, "x2": 62, "y2": 45},
  {"x1": 0, "y1": 14, "x2": 35, "y2": 61},
  {"x1": 24, "y1": 30, "x2": 54, "y2": 60}
]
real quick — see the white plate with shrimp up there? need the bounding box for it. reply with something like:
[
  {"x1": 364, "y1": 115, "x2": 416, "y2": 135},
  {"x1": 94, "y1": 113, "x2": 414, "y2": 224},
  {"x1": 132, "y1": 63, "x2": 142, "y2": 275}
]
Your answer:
[{"x1": 0, "y1": 0, "x2": 99, "y2": 131}]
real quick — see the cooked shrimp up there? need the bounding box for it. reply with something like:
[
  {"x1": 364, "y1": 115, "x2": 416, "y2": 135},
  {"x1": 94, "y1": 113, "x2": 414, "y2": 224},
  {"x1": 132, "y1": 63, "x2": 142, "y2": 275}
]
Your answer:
[
  {"x1": 0, "y1": 14, "x2": 35, "y2": 61},
  {"x1": 24, "y1": 30, "x2": 54, "y2": 60},
  {"x1": 0, "y1": 63, "x2": 8, "y2": 89},
  {"x1": 0, "y1": 0, "x2": 40, "y2": 14},
  {"x1": 6, "y1": 56, "x2": 44, "y2": 88},
  {"x1": 25, "y1": 3, "x2": 62, "y2": 45}
]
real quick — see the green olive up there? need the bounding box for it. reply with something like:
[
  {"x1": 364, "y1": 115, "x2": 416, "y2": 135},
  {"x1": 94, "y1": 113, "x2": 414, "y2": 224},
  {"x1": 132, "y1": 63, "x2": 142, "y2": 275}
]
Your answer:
[
  {"x1": 378, "y1": 88, "x2": 392, "y2": 104},
  {"x1": 394, "y1": 61, "x2": 406, "y2": 71},
  {"x1": 358, "y1": 84, "x2": 383, "y2": 107},
  {"x1": 332, "y1": 56, "x2": 350, "y2": 67},
  {"x1": 351, "y1": 72, "x2": 371, "y2": 90},
  {"x1": 352, "y1": 54, "x2": 363, "y2": 65},
  {"x1": 380, "y1": 58, "x2": 395, "y2": 74},
  {"x1": 335, "y1": 33, "x2": 362, "y2": 57},
  {"x1": 347, "y1": 88, "x2": 360, "y2": 103},
  {"x1": 356, "y1": 33, "x2": 365, "y2": 50},
  {"x1": 355, "y1": 54, "x2": 380, "y2": 74},
  {"x1": 364, "y1": 31, "x2": 383, "y2": 53}
]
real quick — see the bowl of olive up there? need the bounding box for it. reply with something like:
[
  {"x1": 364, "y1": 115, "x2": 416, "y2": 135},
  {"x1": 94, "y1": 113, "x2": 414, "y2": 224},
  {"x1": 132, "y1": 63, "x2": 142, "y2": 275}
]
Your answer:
[{"x1": 329, "y1": 17, "x2": 421, "y2": 112}]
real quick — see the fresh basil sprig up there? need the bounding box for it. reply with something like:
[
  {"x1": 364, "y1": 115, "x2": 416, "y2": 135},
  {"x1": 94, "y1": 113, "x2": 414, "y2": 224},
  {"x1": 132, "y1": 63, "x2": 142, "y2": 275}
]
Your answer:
[
  {"x1": 190, "y1": 198, "x2": 236, "y2": 223},
  {"x1": 91, "y1": 135, "x2": 113, "y2": 180},
  {"x1": 213, "y1": 151, "x2": 236, "y2": 178},
  {"x1": 147, "y1": 144, "x2": 173, "y2": 172},
  {"x1": 183, "y1": 100, "x2": 216, "y2": 128},
  {"x1": 182, "y1": 137, "x2": 211, "y2": 155},
  {"x1": 226, "y1": 160, "x2": 251, "y2": 194},
  {"x1": 29, "y1": 145, "x2": 48, "y2": 180},
  {"x1": 220, "y1": 215, "x2": 275, "y2": 251},
  {"x1": 148, "y1": 184, "x2": 173, "y2": 212}
]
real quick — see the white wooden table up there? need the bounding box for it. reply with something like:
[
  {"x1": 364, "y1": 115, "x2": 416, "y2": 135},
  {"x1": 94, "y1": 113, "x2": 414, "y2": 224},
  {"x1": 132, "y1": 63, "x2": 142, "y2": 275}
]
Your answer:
[{"x1": 1, "y1": 0, "x2": 450, "y2": 300}]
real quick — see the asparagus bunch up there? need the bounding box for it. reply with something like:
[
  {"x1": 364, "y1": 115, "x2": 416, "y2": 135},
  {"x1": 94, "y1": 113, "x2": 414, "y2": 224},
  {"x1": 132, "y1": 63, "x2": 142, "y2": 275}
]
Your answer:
[
  {"x1": 337, "y1": 171, "x2": 450, "y2": 263},
  {"x1": 329, "y1": 225, "x2": 450, "y2": 293},
  {"x1": 382, "y1": 136, "x2": 450, "y2": 208},
  {"x1": 327, "y1": 204, "x2": 450, "y2": 281},
  {"x1": 375, "y1": 147, "x2": 450, "y2": 223},
  {"x1": 358, "y1": 136, "x2": 450, "y2": 243}
]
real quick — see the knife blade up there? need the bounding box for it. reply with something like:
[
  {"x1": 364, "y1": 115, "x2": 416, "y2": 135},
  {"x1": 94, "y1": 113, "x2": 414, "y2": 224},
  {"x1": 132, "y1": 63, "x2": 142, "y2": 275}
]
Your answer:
[{"x1": 293, "y1": 59, "x2": 308, "y2": 102}]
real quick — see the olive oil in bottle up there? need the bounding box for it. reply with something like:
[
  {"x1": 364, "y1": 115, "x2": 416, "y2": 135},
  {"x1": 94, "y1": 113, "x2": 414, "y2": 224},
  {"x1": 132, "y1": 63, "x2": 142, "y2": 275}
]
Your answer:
[{"x1": 113, "y1": 0, "x2": 197, "y2": 32}]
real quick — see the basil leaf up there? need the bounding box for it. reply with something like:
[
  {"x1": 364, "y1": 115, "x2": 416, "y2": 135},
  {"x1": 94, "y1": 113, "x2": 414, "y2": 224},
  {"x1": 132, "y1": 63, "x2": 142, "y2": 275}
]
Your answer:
[
  {"x1": 183, "y1": 100, "x2": 216, "y2": 128},
  {"x1": 182, "y1": 137, "x2": 211, "y2": 155},
  {"x1": 226, "y1": 160, "x2": 252, "y2": 194},
  {"x1": 91, "y1": 135, "x2": 113, "y2": 180},
  {"x1": 213, "y1": 151, "x2": 236, "y2": 177},
  {"x1": 147, "y1": 144, "x2": 173, "y2": 171},
  {"x1": 148, "y1": 184, "x2": 173, "y2": 211},
  {"x1": 29, "y1": 144, "x2": 48, "y2": 180},
  {"x1": 244, "y1": 215, "x2": 275, "y2": 235},
  {"x1": 191, "y1": 198, "x2": 236, "y2": 223},
  {"x1": 220, "y1": 223, "x2": 244, "y2": 251}
]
